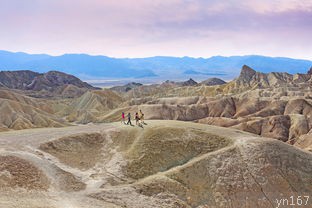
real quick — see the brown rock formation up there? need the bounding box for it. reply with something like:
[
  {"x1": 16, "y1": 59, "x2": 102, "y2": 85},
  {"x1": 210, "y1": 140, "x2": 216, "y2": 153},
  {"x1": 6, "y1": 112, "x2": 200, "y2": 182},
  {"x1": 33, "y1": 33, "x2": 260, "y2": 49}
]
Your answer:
[
  {"x1": 200, "y1": 77, "x2": 226, "y2": 86},
  {"x1": 0, "y1": 70, "x2": 99, "y2": 98}
]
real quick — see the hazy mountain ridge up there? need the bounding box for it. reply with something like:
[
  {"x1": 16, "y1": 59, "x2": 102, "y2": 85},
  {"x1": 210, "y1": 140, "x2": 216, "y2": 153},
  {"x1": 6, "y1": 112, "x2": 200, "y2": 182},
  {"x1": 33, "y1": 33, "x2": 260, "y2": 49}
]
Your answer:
[{"x1": 1, "y1": 50, "x2": 311, "y2": 79}]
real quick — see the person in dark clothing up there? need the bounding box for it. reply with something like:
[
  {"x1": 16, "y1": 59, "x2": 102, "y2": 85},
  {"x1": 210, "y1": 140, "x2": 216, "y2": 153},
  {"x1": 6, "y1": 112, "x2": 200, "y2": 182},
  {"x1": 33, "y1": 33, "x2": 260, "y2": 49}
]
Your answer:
[
  {"x1": 126, "y1": 113, "x2": 132, "y2": 125},
  {"x1": 135, "y1": 112, "x2": 140, "y2": 126}
]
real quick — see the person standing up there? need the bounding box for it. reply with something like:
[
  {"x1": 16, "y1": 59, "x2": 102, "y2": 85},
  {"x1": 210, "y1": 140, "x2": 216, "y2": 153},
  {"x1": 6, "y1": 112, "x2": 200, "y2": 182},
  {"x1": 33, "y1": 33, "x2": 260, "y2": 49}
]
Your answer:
[
  {"x1": 139, "y1": 109, "x2": 144, "y2": 123},
  {"x1": 121, "y1": 112, "x2": 125, "y2": 124},
  {"x1": 126, "y1": 113, "x2": 132, "y2": 125},
  {"x1": 141, "y1": 113, "x2": 145, "y2": 124},
  {"x1": 135, "y1": 112, "x2": 140, "y2": 126},
  {"x1": 138, "y1": 109, "x2": 143, "y2": 119}
]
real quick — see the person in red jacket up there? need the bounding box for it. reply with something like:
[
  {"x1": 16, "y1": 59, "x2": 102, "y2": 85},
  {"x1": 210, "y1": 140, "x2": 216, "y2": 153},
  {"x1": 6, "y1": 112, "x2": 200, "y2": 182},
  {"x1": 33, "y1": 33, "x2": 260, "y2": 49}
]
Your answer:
[{"x1": 121, "y1": 112, "x2": 125, "y2": 124}]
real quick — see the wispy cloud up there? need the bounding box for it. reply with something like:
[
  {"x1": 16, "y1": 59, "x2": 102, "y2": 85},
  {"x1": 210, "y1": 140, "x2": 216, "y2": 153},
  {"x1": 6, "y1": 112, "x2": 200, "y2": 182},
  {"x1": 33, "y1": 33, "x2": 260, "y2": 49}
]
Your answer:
[{"x1": 0, "y1": 0, "x2": 311, "y2": 59}]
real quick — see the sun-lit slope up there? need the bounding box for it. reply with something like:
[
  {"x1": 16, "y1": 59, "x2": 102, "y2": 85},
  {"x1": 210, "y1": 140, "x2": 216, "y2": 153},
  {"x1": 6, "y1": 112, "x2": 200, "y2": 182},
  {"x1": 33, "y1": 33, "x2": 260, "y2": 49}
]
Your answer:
[
  {"x1": 40, "y1": 133, "x2": 106, "y2": 170},
  {"x1": 90, "y1": 121, "x2": 312, "y2": 208},
  {"x1": 0, "y1": 88, "x2": 125, "y2": 130},
  {"x1": 131, "y1": 136, "x2": 312, "y2": 208},
  {"x1": 1, "y1": 120, "x2": 307, "y2": 208},
  {"x1": 0, "y1": 123, "x2": 123, "y2": 208},
  {"x1": 295, "y1": 133, "x2": 312, "y2": 152},
  {"x1": 0, "y1": 89, "x2": 68, "y2": 131},
  {"x1": 62, "y1": 90, "x2": 124, "y2": 124}
]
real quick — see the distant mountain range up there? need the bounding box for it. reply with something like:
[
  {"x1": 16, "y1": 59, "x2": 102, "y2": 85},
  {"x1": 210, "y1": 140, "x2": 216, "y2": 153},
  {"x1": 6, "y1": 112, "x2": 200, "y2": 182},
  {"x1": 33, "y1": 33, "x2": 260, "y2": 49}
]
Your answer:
[{"x1": 0, "y1": 50, "x2": 311, "y2": 80}]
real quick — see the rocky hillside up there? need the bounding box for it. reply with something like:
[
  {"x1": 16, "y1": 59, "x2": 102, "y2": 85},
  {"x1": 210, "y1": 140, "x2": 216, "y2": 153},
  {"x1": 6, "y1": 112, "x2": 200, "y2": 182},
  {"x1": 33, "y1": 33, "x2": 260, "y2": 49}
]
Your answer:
[
  {"x1": 64, "y1": 90, "x2": 124, "y2": 124},
  {"x1": 122, "y1": 65, "x2": 311, "y2": 98},
  {"x1": 110, "y1": 82, "x2": 143, "y2": 93},
  {"x1": 101, "y1": 93, "x2": 312, "y2": 144},
  {"x1": 0, "y1": 89, "x2": 68, "y2": 131},
  {"x1": 161, "y1": 78, "x2": 198, "y2": 87},
  {"x1": 200, "y1": 77, "x2": 226, "y2": 86},
  {"x1": 0, "y1": 70, "x2": 99, "y2": 98},
  {"x1": 26, "y1": 71, "x2": 97, "y2": 90},
  {"x1": 99, "y1": 65, "x2": 312, "y2": 145},
  {"x1": 1, "y1": 66, "x2": 311, "y2": 150},
  {"x1": 0, "y1": 86, "x2": 125, "y2": 131},
  {"x1": 295, "y1": 133, "x2": 312, "y2": 152},
  {"x1": 0, "y1": 121, "x2": 311, "y2": 208},
  {"x1": 226, "y1": 65, "x2": 312, "y2": 93},
  {"x1": 0, "y1": 70, "x2": 40, "y2": 89}
]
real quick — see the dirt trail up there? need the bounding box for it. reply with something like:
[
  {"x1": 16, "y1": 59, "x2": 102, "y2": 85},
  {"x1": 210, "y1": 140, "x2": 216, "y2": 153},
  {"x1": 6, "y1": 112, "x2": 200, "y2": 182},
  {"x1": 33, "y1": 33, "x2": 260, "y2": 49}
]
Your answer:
[
  {"x1": 0, "y1": 123, "x2": 122, "y2": 208},
  {"x1": 0, "y1": 123, "x2": 117, "y2": 150}
]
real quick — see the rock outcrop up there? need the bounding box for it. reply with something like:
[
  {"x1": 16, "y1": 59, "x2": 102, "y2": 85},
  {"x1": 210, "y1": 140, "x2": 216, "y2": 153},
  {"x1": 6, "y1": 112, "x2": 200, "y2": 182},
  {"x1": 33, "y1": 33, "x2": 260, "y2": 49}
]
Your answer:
[
  {"x1": 0, "y1": 70, "x2": 40, "y2": 90},
  {"x1": 111, "y1": 82, "x2": 143, "y2": 93},
  {"x1": 163, "y1": 78, "x2": 198, "y2": 87},
  {"x1": 308, "y1": 67, "x2": 312, "y2": 75},
  {"x1": 26, "y1": 71, "x2": 97, "y2": 91},
  {"x1": 180, "y1": 78, "x2": 198, "y2": 86},
  {"x1": 101, "y1": 93, "x2": 312, "y2": 143},
  {"x1": 239, "y1": 64, "x2": 257, "y2": 82},
  {"x1": 200, "y1": 77, "x2": 226, "y2": 86},
  {"x1": 228, "y1": 65, "x2": 312, "y2": 93},
  {"x1": 0, "y1": 70, "x2": 99, "y2": 98},
  {"x1": 295, "y1": 133, "x2": 312, "y2": 152}
]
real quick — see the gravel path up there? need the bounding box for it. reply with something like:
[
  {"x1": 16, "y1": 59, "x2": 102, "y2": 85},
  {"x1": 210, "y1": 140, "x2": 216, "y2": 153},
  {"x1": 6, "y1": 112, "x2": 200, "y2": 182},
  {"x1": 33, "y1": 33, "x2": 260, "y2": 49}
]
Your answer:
[{"x1": 0, "y1": 123, "x2": 117, "y2": 151}]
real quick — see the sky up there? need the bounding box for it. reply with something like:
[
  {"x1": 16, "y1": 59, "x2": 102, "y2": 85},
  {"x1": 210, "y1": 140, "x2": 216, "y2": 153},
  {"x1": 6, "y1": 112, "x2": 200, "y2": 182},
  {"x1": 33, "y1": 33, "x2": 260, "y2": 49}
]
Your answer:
[{"x1": 1, "y1": 0, "x2": 312, "y2": 59}]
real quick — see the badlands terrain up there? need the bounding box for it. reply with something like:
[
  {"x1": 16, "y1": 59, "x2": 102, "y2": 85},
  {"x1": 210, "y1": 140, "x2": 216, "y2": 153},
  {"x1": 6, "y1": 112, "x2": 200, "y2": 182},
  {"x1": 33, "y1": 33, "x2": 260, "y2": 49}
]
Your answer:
[
  {"x1": 0, "y1": 121, "x2": 311, "y2": 208},
  {"x1": 0, "y1": 65, "x2": 312, "y2": 207}
]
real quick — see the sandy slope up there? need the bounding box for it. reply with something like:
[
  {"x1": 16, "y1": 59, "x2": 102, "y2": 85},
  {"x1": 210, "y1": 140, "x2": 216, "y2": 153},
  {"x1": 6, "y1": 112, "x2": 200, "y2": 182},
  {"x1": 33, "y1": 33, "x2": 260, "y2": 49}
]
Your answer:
[
  {"x1": 0, "y1": 121, "x2": 311, "y2": 208},
  {"x1": 0, "y1": 123, "x2": 120, "y2": 208}
]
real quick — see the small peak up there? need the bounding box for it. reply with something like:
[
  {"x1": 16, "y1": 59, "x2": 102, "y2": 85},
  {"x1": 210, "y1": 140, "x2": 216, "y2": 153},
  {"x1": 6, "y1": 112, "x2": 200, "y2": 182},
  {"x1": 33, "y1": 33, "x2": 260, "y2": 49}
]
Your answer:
[
  {"x1": 126, "y1": 82, "x2": 141, "y2": 85},
  {"x1": 188, "y1": 78, "x2": 196, "y2": 83},
  {"x1": 241, "y1": 65, "x2": 256, "y2": 74},
  {"x1": 239, "y1": 65, "x2": 256, "y2": 80},
  {"x1": 183, "y1": 78, "x2": 197, "y2": 86},
  {"x1": 45, "y1": 70, "x2": 69, "y2": 76},
  {"x1": 201, "y1": 78, "x2": 226, "y2": 86},
  {"x1": 308, "y1": 67, "x2": 312, "y2": 75}
]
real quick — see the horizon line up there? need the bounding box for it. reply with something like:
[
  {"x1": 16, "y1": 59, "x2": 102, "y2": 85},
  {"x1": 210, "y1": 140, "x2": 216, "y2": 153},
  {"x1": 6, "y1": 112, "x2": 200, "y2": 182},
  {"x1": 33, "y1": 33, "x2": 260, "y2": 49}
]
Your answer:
[{"x1": 1, "y1": 49, "x2": 312, "y2": 62}]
